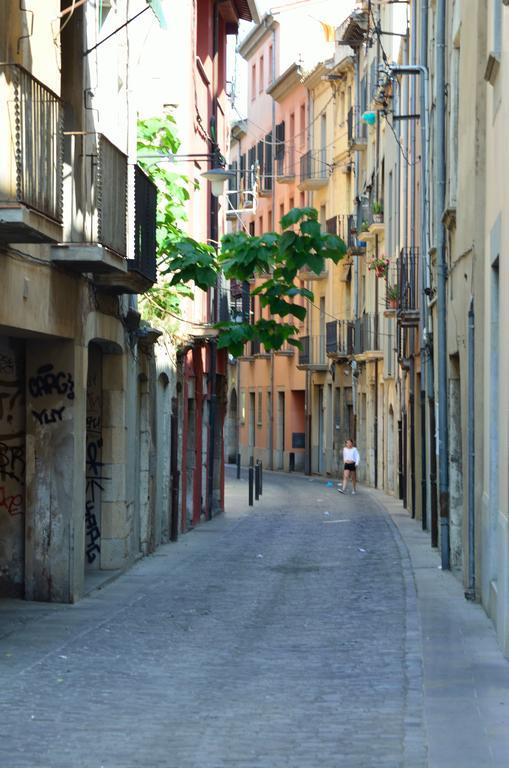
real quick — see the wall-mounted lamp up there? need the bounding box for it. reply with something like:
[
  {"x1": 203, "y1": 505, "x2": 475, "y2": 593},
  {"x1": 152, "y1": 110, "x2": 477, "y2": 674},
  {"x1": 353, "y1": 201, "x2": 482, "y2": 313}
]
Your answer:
[{"x1": 201, "y1": 168, "x2": 236, "y2": 197}]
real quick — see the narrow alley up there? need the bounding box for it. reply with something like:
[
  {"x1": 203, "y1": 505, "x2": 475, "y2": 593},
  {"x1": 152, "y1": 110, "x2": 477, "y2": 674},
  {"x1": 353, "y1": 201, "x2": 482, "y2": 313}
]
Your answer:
[{"x1": 2, "y1": 469, "x2": 508, "y2": 768}]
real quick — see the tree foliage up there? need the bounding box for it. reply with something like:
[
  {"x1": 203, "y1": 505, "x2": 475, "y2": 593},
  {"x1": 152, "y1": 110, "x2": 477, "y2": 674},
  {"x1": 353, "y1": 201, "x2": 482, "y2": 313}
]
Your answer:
[
  {"x1": 137, "y1": 115, "x2": 347, "y2": 353},
  {"x1": 137, "y1": 115, "x2": 217, "y2": 328},
  {"x1": 216, "y1": 207, "x2": 347, "y2": 356}
]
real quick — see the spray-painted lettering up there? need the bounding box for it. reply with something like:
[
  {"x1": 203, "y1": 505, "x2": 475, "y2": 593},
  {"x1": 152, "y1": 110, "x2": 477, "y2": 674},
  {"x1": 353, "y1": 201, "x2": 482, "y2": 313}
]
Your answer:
[
  {"x1": 86, "y1": 415, "x2": 101, "y2": 431},
  {"x1": 32, "y1": 407, "x2": 66, "y2": 425},
  {"x1": 86, "y1": 438, "x2": 109, "y2": 500},
  {"x1": 0, "y1": 442, "x2": 25, "y2": 484},
  {"x1": 85, "y1": 500, "x2": 101, "y2": 563},
  {"x1": 28, "y1": 364, "x2": 75, "y2": 401},
  {"x1": 0, "y1": 385, "x2": 23, "y2": 422},
  {"x1": 0, "y1": 486, "x2": 23, "y2": 516}
]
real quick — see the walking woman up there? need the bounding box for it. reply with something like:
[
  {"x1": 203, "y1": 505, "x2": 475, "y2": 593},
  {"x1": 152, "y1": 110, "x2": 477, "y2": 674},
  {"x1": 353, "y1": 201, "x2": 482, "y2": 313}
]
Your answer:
[{"x1": 338, "y1": 438, "x2": 360, "y2": 495}]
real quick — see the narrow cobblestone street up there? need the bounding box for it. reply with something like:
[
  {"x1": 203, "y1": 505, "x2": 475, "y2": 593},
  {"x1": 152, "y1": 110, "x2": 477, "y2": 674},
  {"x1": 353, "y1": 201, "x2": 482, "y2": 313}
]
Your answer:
[{"x1": 1, "y1": 469, "x2": 509, "y2": 767}]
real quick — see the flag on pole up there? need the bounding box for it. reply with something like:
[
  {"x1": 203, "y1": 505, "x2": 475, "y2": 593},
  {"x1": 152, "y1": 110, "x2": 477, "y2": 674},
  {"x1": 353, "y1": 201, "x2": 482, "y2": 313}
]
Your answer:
[{"x1": 319, "y1": 21, "x2": 335, "y2": 43}]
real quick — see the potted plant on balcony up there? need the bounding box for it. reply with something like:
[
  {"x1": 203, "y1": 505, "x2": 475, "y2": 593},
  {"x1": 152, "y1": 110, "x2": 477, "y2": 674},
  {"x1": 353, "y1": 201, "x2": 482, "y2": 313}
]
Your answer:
[
  {"x1": 368, "y1": 256, "x2": 389, "y2": 278},
  {"x1": 372, "y1": 201, "x2": 383, "y2": 224},
  {"x1": 386, "y1": 283, "x2": 399, "y2": 309}
]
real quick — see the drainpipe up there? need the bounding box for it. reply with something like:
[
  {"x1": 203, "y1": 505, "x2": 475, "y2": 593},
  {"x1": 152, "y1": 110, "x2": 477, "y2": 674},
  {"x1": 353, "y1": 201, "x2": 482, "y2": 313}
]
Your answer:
[
  {"x1": 389, "y1": 60, "x2": 431, "y2": 524},
  {"x1": 435, "y1": 0, "x2": 450, "y2": 570},
  {"x1": 466, "y1": 297, "x2": 475, "y2": 599}
]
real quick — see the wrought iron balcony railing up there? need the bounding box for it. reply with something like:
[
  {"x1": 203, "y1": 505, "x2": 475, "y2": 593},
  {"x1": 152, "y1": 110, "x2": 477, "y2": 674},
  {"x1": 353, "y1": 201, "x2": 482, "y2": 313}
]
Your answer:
[
  {"x1": 326, "y1": 320, "x2": 354, "y2": 356},
  {"x1": 398, "y1": 247, "x2": 420, "y2": 313},
  {"x1": 62, "y1": 132, "x2": 128, "y2": 257},
  {"x1": 300, "y1": 149, "x2": 328, "y2": 184},
  {"x1": 130, "y1": 164, "x2": 157, "y2": 284},
  {"x1": 0, "y1": 63, "x2": 63, "y2": 231},
  {"x1": 298, "y1": 335, "x2": 327, "y2": 368},
  {"x1": 353, "y1": 313, "x2": 382, "y2": 355}
]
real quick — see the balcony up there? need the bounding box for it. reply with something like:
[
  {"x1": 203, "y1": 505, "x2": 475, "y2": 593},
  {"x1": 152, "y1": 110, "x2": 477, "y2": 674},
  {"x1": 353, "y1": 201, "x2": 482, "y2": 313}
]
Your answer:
[
  {"x1": 347, "y1": 107, "x2": 368, "y2": 152},
  {"x1": 353, "y1": 313, "x2": 383, "y2": 358},
  {"x1": 0, "y1": 64, "x2": 63, "y2": 243},
  {"x1": 397, "y1": 247, "x2": 420, "y2": 326},
  {"x1": 299, "y1": 150, "x2": 329, "y2": 190},
  {"x1": 276, "y1": 152, "x2": 297, "y2": 183},
  {"x1": 96, "y1": 165, "x2": 158, "y2": 294},
  {"x1": 326, "y1": 320, "x2": 354, "y2": 357},
  {"x1": 51, "y1": 133, "x2": 129, "y2": 276},
  {"x1": 297, "y1": 335, "x2": 328, "y2": 370},
  {"x1": 298, "y1": 265, "x2": 328, "y2": 281}
]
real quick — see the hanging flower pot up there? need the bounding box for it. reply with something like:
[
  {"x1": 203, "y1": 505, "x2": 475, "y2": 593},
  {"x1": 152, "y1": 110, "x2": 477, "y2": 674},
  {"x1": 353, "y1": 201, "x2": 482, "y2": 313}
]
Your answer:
[{"x1": 369, "y1": 257, "x2": 389, "y2": 278}]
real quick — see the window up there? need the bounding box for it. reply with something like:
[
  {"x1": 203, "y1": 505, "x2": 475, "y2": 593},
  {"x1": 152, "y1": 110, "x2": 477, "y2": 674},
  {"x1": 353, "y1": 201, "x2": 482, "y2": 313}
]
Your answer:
[
  {"x1": 240, "y1": 391, "x2": 246, "y2": 423},
  {"x1": 259, "y1": 55, "x2": 264, "y2": 93},
  {"x1": 289, "y1": 196, "x2": 294, "y2": 211},
  {"x1": 251, "y1": 63, "x2": 256, "y2": 100},
  {"x1": 289, "y1": 112, "x2": 295, "y2": 173},
  {"x1": 264, "y1": 132, "x2": 273, "y2": 192},
  {"x1": 268, "y1": 209, "x2": 273, "y2": 231},
  {"x1": 258, "y1": 215, "x2": 263, "y2": 234},
  {"x1": 340, "y1": 89, "x2": 345, "y2": 124},
  {"x1": 268, "y1": 45, "x2": 273, "y2": 83},
  {"x1": 279, "y1": 203, "x2": 285, "y2": 228},
  {"x1": 300, "y1": 191, "x2": 305, "y2": 208},
  {"x1": 300, "y1": 104, "x2": 306, "y2": 146},
  {"x1": 257, "y1": 392, "x2": 263, "y2": 425},
  {"x1": 320, "y1": 205, "x2": 326, "y2": 232}
]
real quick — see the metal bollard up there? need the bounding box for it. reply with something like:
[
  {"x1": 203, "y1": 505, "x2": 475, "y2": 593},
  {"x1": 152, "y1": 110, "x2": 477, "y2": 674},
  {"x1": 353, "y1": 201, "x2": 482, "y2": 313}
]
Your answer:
[
  {"x1": 259, "y1": 460, "x2": 263, "y2": 495},
  {"x1": 236, "y1": 452, "x2": 241, "y2": 479},
  {"x1": 248, "y1": 466, "x2": 254, "y2": 506},
  {"x1": 255, "y1": 461, "x2": 260, "y2": 501},
  {"x1": 249, "y1": 455, "x2": 254, "y2": 468}
]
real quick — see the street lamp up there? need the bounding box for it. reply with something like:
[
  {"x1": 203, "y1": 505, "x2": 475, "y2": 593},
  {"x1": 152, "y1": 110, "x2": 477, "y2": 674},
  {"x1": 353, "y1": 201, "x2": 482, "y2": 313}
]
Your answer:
[{"x1": 201, "y1": 168, "x2": 237, "y2": 197}]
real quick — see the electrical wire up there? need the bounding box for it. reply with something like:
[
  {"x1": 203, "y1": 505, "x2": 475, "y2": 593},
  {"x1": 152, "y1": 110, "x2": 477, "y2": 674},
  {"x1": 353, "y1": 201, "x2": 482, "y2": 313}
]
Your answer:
[{"x1": 384, "y1": 112, "x2": 420, "y2": 167}]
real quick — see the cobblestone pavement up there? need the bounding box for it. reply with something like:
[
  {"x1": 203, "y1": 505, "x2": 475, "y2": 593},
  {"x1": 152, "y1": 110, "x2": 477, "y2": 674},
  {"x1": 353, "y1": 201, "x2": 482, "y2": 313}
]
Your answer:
[{"x1": 1, "y1": 470, "x2": 427, "y2": 768}]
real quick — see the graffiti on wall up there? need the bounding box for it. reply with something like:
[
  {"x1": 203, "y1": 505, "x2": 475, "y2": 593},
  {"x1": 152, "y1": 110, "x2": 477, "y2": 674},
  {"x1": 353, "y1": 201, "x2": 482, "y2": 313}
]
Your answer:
[
  {"x1": 85, "y1": 352, "x2": 105, "y2": 566},
  {"x1": 29, "y1": 364, "x2": 75, "y2": 400},
  {"x1": 0, "y1": 340, "x2": 26, "y2": 591},
  {"x1": 29, "y1": 364, "x2": 75, "y2": 427}
]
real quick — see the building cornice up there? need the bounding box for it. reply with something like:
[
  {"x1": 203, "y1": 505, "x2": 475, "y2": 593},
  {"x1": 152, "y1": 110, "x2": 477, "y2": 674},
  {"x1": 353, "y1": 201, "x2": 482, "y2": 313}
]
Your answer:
[
  {"x1": 238, "y1": 14, "x2": 278, "y2": 60},
  {"x1": 266, "y1": 63, "x2": 303, "y2": 102},
  {"x1": 302, "y1": 62, "x2": 329, "y2": 91},
  {"x1": 231, "y1": 119, "x2": 248, "y2": 141}
]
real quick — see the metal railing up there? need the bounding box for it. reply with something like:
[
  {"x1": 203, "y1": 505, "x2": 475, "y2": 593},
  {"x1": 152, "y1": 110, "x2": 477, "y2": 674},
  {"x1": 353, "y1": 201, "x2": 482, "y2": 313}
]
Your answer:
[
  {"x1": 298, "y1": 335, "x2": 327, "y2": 367},
  {"x1": 337, "y1": 214, "x2": 357, "y2": 249},
  {"x1": 347, "y1": 106, "x2": 368, "y2": 145},
  {"x1": 300, "y1": 149, "x2": 328, "y2": 183},
  {"x1": 353, "y1": 313, "x2": 381, "y2": 354},
  {"x1": 326, "y1": 320, "x2": 354, "y2": 356},
  {"x1": 131, "y1": 165, "x2": 157, "y2": 283},
  {"x1": 0, "y1": 63, "x2": 63, "y2": 222},
  {"x1": 276, "y1": 153, "x2": 297, "y2": 178},
  {"x1": 64, "y1": 132, "x2": 128, "y2": 256},
  {"x1": 398, "y1": 247, "x2": 420, "y2": 312}
]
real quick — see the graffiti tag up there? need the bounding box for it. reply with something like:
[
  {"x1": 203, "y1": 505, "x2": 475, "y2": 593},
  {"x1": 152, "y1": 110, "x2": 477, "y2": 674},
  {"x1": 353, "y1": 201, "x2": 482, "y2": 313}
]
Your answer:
[
  {"x1": 0, "y1": 486, "x2": 23, "y2": 516},
  {"x1": 32, "y1": 407, "x2": 66, "y2": 425},
  {"x1": 29, "y1": 364, "x2": 75, "y2": 401},
  {"x1": 0, "y1": 442, "x2": 25, "y2": 484}
]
